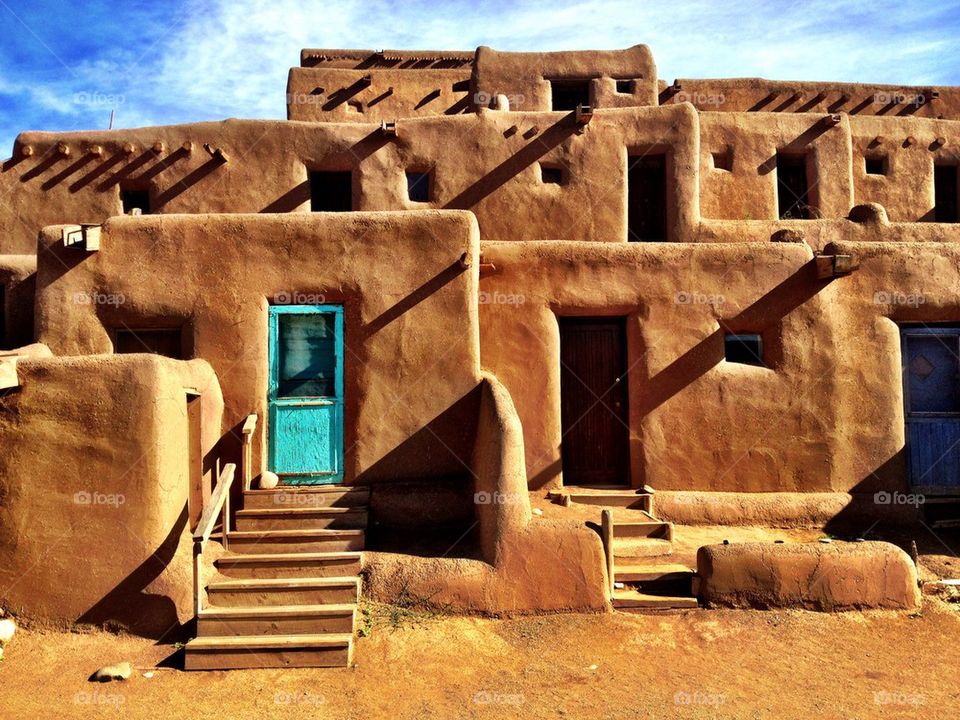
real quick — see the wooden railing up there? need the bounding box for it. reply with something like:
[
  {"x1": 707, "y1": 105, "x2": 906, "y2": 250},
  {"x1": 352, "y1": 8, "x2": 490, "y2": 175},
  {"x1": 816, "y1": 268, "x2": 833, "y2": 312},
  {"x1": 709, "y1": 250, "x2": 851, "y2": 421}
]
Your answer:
[
  {"x1": 241, "y1": 414, "x2": 257, "y2": 491},
  {"x1": 601, "y1": 509, "x2": 615, "y2": 598},
  {"x1": 192, "y1": 461, "x2": 237, "y2": 617}
]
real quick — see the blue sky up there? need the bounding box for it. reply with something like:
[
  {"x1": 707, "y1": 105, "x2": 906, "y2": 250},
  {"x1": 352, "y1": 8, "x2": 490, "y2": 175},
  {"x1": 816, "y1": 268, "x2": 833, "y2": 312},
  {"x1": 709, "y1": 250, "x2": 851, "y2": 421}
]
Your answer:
[{"x1": 2, "y1": 0, "x2": 959, "y2": 154}]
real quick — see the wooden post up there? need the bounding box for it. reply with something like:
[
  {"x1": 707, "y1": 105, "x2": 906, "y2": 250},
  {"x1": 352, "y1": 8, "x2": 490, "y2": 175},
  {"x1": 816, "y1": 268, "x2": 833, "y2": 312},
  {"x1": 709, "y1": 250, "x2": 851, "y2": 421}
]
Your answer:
[
  {"x1": 601, "y1": 509, "x2": 615, "y2": 598},
  {"x1": 192, "y1": 541, "x2": 202, "y2": 617},
  {"x1": 222, "y1": 485, "x2": 230, "y2": 549}
]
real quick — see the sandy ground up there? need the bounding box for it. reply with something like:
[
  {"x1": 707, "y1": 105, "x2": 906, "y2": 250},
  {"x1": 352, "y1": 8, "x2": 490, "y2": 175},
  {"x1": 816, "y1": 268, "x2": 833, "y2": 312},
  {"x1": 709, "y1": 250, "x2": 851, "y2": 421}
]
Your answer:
[{"x1": 1, "y1": 597, "x2": 959, "y2": 720}]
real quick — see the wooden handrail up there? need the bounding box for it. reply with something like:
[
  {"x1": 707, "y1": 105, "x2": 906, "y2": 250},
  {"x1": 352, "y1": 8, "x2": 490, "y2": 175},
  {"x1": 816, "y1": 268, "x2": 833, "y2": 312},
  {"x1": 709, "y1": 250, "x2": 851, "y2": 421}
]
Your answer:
[
  {"x1": 192, "y1": 461, "x2": 236, "y2": 617},
  {"x1": 241, "y1": 414, "x2": 257, "y2": 491},
  {"x1": 192, "y1": 462, "x2": 236, "y2": 547}
]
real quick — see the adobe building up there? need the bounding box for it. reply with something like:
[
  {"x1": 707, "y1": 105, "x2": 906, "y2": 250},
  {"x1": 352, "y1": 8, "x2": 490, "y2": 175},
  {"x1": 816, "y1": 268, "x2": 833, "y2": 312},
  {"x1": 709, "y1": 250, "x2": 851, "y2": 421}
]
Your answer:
[{"x1": 0, "y1": 44, "x2": 948, "y2": 668}]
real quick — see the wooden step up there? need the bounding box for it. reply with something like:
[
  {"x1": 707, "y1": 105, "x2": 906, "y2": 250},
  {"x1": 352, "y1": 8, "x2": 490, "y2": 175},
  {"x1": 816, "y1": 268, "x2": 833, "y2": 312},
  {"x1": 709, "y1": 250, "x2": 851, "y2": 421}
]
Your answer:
[
  {"x1": 197, "y1": 604, "x2": 355, "y2": 636},
  {"x1": 206, "y1": 577, "x2": 359, "y2": 607},
  {"x1": 235, "y1": 507, "x2": 368, "y2": 531},
  {"x1": 612, "y1": 589, "x2": 698, "y2": 611},
  {"x1": 613, "y1": 520, "x2": 672, "y2": 541},
  {"x1": 549, "y1": 486, "x2": 654, "y2": 512},
  {"x1": 614, "y1": 563, "x2": 694, "y2": 583},
  {"x1": 227, "y1": 529, "x2": 364, "y2": 553},
  {"x1": 613, "y1": 537, "x2": 673, "y2": 558},
  {"x1": 215, "y1": 551, "x2": 362, "y2": 579},
  {"x1": 243, "y1": 486, "x2": 369, "y2": 510},
  {"x1": 184, "y1": 633, "x2": 353, "y2": 670}
]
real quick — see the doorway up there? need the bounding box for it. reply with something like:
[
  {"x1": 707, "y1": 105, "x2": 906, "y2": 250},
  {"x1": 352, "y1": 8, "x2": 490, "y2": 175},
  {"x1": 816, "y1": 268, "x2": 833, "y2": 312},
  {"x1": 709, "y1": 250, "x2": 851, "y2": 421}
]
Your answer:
[
  {"x1": 559, "y1": 317, "x2": 630, "y2": 485},
  {"x1": 902, "y1": 327, "x2": 960, "y2": 488},
  {"x1": 268, "y1": 304, "x2": 344, "y2": 484}
]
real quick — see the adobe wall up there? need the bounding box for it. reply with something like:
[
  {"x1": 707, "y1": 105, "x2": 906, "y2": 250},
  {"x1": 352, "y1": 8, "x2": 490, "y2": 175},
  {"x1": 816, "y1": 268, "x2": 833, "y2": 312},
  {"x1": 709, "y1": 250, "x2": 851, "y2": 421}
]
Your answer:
[
  {"x1": 0, "y1": 354, "x2": 223, "y2": 636},
  {"x1": 478, "y1": 219, "x2": 960, "y2": 494},
  {"x1": 664, "y1": 78, "x2": 960, "y2": 120},
  {"x1": 32, "y1": 212, "x2": 482, "y2": 484},
  {"x1": 473, "y1": 45, "x2": 658, "y2": 110}
]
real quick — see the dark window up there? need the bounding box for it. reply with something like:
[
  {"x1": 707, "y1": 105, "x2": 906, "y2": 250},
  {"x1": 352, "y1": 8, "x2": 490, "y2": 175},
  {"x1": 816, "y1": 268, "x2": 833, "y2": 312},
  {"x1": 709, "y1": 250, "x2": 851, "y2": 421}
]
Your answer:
[
  {"x1": 865, "y1": 156, "x2": 886, "y2": 175},
  {"x1": 615, "y1": 79, "x2": 633, "y2": 94},
  {"x1": 550, "y1": 80, "x2": 591, "y2": 111},
  {"x1": 115, "y1": 329, "x2": 183, "y2": 359},
  {"x1": 725, "y1": 334, "x2": 764, "y2": 367},
  {"x1": 309, "y1": 171, "x2": 352, "y2": 212},
  {"x1": 934, "y1": 165, "x2": 959, "y2": 223},
  {"x1": 406, "y1": 172, "x2": 430, "y2": 203},
  {"x1": 540, "y1": 165, "x2": 564, "y2": 185},
  {"x1": 712, "y1": 149, "x2": 733, "y2": 171},
  {"x1": 120, "y1": 188, "x2": 150, "y2": 215},
  {"x1": 776, "y1": 154, "x2": 812, "y2": 219},
  {"x1": 0, "y1": 284, "x2": 6, "y2": 349},
  {"x1": 627, "y1": 154, "x2": 667, "y2": 241}
]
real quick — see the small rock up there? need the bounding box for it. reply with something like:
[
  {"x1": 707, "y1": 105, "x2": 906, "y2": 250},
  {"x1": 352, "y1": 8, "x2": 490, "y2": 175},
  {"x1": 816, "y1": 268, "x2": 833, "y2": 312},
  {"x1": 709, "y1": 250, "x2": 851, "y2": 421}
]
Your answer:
[
  {"x1": 532, "y1": 508, "x2": 543, "y2": 516},
  {"x1": 259, "y1": 471, "x2": 279, "y2": 490},
  {"x1": 93, "y1": 661, "x2": 133, "y2": 682},
  {"x1": 0, "y1": 618, "x2": 15, "y2": 644},
  {"x1": 588, "y1": 664, "x2": 598, "y2": 671},
  {"x1": 819, "y1": 538, "x2": 833, "y2": 544},
  {"x1": 142, "y1": 671, "x2": 154, "y2": 679}
]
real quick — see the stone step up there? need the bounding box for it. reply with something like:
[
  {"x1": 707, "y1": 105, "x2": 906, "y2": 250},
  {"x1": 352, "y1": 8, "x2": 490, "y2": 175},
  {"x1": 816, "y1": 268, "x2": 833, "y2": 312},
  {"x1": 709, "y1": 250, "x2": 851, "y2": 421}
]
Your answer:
[
  {"x1": 234, "y1": 507, "x2": 368, "y2": 531},
  {"x1": 613, "y1": 519, "x2": 672, "y2": 541},
  {"x1": 243, "y1": 486, "x2": 370, "y2": 510},
  {"x1": 197, "y1": 604, "x2": 356, "y2": 636},
  {"x1": 184, "y1": 633, "x2": 353, "y2": 670},
  {"x1": 613, "y1": 537, "x2": 673, "y2": 559},
  {"x1": 612, "y1": 589, "x2": 698, "y2": 611},
  {"x1": 227, "y1": 529, "x2": 365, "y2": 553},
  {"x1": 206, "y1": 577, "x2": 360, "y2": 607},
  {"x1": 215, "y1": 551, "x2": 362, "y2": 579},
  {"x1": 614, "y1": 563, "x2": 694, "y2": 583},
  {"x1": 551, "y1": 486, "x2": 654, "y2": 512}
]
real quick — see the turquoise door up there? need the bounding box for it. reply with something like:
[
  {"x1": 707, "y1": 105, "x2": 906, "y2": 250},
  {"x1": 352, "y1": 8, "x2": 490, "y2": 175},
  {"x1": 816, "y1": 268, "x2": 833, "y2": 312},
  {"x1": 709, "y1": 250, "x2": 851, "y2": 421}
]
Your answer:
[{"x1": 268, "y1": 305, "x2": 344, "y2": 484}]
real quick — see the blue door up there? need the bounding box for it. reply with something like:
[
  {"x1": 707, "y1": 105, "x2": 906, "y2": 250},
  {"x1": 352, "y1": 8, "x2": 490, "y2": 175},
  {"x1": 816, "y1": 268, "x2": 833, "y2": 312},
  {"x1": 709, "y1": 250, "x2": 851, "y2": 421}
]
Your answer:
[
  {"x1": 902, "y1": 327, "x2": 960, "y2": 488},
  {"x1": 268, "y1": 305, "x2": 344, "y2": 484}
]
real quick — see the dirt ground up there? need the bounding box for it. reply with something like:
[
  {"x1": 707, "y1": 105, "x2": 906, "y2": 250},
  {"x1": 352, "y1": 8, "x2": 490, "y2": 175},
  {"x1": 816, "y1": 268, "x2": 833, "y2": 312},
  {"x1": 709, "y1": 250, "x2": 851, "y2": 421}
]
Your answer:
[
  {"x1": 0, "y1": 597, "x2": 958, "y2": 720},
  {"x1": 2, "y1": 520, "x2": 959, "y2": 720}
]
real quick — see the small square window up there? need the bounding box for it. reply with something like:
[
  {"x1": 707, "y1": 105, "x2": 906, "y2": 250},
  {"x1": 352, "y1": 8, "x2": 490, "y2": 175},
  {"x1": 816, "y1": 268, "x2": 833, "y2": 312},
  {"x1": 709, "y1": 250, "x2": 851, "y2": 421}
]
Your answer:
[
  {"x1": 724, "y1": 334, "x2": 764, "y2": 367},
  {"x1": 120, "y1": 188, "x2": 150, "y2": 215},
  {"x1": 865, "y1": 156, "x2": 886, "y2": 175},
  {"x1": 406, "y1": 171, "x2": 430, "y2": 203},
  {"x1": 550, "y1": 79, "x2": 591, "y2": 111},
  {"x1": 712, "y1": 149, "x2": 733, "y2": 172},
  {"x1": 540, "y1": 164, "x2": 564, "y2": 185},
  {"x1": 615, "y1": 79, "x2": 633, "y2": 94},
  {"x1": 310, "y1": 171, "x2": 352, "y2": 211},
  {"x1": 115, "y1": 328, "x2": 184, "y2": 359}
]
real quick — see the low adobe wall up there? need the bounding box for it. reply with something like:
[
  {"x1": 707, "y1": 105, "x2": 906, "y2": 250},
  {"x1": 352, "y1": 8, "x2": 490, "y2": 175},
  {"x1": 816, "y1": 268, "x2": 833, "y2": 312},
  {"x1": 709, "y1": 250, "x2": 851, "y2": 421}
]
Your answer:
[
  {"x1": 697, "y1": 541, "x2": 921, "y2": 611},
  {"x1": 364, "y1": 373, "x2": 608, "y2": 613},
  {"x1": 0, "y1": 354, "x2": 223, "y2": 637}
]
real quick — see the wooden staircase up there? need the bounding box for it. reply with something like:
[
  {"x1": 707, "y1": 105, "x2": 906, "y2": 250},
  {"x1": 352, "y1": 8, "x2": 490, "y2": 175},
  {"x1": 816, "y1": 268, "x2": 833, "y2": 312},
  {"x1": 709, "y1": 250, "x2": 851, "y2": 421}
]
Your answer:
[{"x1": 184, "y1": 485, "x2": 368, "y2": 670}]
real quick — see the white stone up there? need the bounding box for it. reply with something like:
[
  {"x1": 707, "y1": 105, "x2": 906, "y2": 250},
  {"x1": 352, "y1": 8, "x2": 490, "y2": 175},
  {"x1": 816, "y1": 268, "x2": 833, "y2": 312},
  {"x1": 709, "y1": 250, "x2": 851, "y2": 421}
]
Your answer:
[
  {"x1": 0, "y1": 618, "x2": 16, "y2": 644},
  {"x1": 93, "y1": 661, "x2": 132, "y2": 682},
  {"x1": 259, "y1": 471, "x2": 280, "y2": 489}
]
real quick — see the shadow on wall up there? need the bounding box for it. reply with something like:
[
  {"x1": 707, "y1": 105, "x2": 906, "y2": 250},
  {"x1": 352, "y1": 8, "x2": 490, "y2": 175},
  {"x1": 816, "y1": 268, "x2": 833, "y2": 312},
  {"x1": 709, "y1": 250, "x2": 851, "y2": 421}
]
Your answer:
[{"x1": 77, "y1": 504, "x2": 191, "y2": 642}]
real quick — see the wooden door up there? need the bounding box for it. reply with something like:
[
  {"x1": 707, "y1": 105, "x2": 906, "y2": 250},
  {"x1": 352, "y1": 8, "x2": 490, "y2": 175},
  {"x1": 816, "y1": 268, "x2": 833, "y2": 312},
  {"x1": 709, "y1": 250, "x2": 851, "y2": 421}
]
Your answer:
[
  {"x1": 903, "y1": 327, "x2": 960, "y2": 488},
  {"x1": 560, "y1": 318, "x2": 630, "y2": 485},
  {"x1": 268, "y1": 305, "x2": 344, "y2": 484}
]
